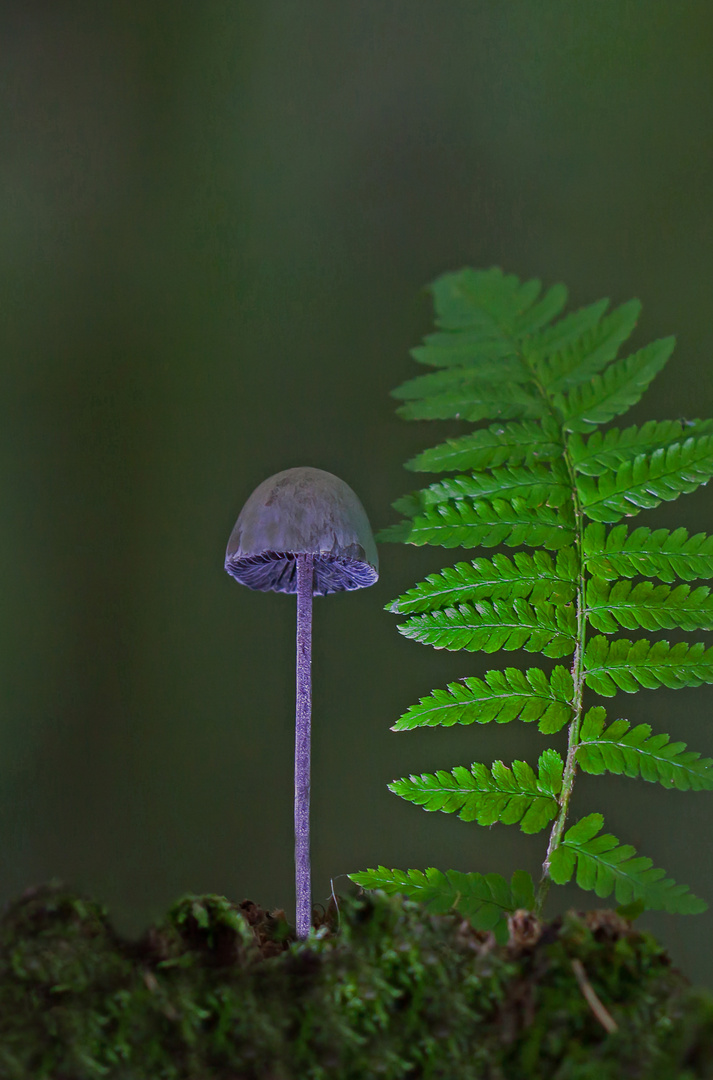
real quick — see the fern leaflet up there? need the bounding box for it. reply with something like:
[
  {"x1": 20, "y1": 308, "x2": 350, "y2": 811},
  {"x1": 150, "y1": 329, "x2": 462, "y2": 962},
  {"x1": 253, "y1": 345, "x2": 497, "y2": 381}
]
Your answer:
[
  {"x1": 378, "y1": 496, "x2": 575, "y2": 549},
  {"x1": 397, "y1": 597, "x2": 575, "y2": 657},
  {"x1": 586, "y1": 577, "x2": 713, "y2": 633},
  {"x1": 391, "y1": 666, "x2": 574, "y2": 734},
  {"x1": 553, "y1": 338, "x2": 675, "y2": 433},
  {"x1": 571, "y1": 419, "x2": 713, "y2": 477},
  {"x1": 548, "y1": 814, "x2": 706, "y2": 914},
  {"x1": 429, "y1": 267, "x2": 565, "y2": 335},
  {"x1": 584, "y1": 636, "x2": 713, "y2": 696},
  {"x1": 389, "y1": 749, "x2": 563, "y2": 833},
  {"x1": 393, "y1": 460, "x2": 570, "y2": 518},
  {"x1": 394, "y1": 379, "x2": 549, "y2": 423},
  {"x1": 405, "y1": 418, "x2": 562, "y2": 474},
  {"x1": 577, "y1": 707, "x2": 713, "y2": 791},
  {"x1": 577, "y1": 436, "x2": 713, "y2": 523},
  {"x1": 347, "y1": 866, "x2": 536, "y2": 943},
  {"x1": 388, "y1": 550, "x2": 578, "y2": 615},
  {"x1": 530, "y1": 299, "x2": 641, "y2": 392},
  {"x1": 583, "y1": 523, "x2": 713, "y2": 582},
  {"x1": 524, "y1": 298, "x2": 609, "y2": 361}
]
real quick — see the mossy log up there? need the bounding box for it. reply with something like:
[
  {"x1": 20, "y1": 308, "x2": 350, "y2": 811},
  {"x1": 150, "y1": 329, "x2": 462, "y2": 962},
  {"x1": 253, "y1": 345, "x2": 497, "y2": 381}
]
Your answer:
[{"x1": 0, "y1": 882, "x2": 712, "y2": 1078}]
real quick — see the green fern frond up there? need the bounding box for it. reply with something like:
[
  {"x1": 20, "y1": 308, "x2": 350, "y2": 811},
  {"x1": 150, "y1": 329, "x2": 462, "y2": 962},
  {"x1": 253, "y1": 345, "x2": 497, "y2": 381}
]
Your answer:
[
  {"x1": 389, "y1": 749, "x2": 563, "y2": 833},
  {"x1": 393, "y1": 460, "x2": 571, "y2": 519},
  {"x1": 346, "y1": 865, "x2": 536, "y2": 942},
  {"x1": 377, "y1": 497, "x2": 575, "y2": 549},
  {"x1": 391, "y1": 666, "x2": 574, "y2": 733},
  {"x1": 387, "y1": 549, "x2": 578, "y2": 615},
  {"x1": 552, "y1": 337, "x2": 675, "y2": 433},
  {"x1": 577, "y1": 436, "x2": 713, "y2": 523},
  {"x1": 584, "y1": 636, "x2": 713, "y2": 696},
  {"x1": 397, "y1": 597, "x2": 576, "y2": 658},
  {"x1": 531, "y1": 299, "x2": 641, "y2": 392},
  {"x1": 548, "y1": 813, "x2": 706, "y2": 914},
  {"x1": 586, "y1": 577, "x2": 713, "y2": 633},
  {"x1": 577, "y1": 706, "x2": 713, "y2": 791},
  {"x1": 571, "y1": 419, "x2": 713, "y2": 477},
  {"x1": 361, "y1": 266, "x2": 713, "y2": 927},
  {"x1": 405, "y1": 418, "x2": 562, "y2": 474}
]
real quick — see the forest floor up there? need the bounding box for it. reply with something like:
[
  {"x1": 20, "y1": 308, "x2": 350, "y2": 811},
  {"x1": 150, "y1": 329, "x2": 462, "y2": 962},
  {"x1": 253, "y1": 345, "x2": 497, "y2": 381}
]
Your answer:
[{"x1": 0, "y1": 881, "x2": 712, "y2": 1078}]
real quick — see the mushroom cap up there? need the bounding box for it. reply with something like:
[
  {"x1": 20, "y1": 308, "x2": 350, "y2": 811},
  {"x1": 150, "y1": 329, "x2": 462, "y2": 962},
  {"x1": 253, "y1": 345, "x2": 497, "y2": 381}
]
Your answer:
[{"x1": 225, "y1": 467, "x2": 379, "y2": 596}]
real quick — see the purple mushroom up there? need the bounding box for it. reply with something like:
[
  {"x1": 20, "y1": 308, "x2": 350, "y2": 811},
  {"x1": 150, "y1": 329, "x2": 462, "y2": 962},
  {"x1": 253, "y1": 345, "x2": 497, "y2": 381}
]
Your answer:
[{"x1": 225, "y1": 467, "x2": 379, "y2": 938}]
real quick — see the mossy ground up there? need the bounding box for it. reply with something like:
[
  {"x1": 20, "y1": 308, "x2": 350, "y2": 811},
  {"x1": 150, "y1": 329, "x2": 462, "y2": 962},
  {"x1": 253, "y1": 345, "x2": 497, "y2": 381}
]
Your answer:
[{"x1": 0, "y1": 881, "x2": 711, "y2": 1078}]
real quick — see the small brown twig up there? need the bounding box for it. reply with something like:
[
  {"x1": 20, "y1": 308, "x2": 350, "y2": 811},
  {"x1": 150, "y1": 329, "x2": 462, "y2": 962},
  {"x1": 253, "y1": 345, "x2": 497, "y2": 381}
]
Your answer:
[{"x1": 570, "y1": 958, "x2": 618, "y2": 1034}]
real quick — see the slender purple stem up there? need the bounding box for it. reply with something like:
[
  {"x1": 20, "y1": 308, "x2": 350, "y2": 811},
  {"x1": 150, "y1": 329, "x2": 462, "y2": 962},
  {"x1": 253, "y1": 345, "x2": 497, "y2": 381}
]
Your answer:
[{"x1": 295, "y1": 553, "x2": 314, "y2": 938}]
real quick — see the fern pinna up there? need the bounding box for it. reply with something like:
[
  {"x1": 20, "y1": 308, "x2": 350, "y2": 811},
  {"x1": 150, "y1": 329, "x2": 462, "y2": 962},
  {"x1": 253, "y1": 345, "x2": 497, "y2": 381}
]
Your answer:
[{"x1": 349, "y1": 268, "x2": 713, "y2": 942}]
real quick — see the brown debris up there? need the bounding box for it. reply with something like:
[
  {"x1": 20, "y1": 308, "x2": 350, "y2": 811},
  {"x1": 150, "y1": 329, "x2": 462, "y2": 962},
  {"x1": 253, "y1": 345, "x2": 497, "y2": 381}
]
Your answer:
[
  {"x1": 237, "y1": 899, "x2": 295, "y2": 959},
  {"x1": 583, "y1": 908, "x2": 635, "y2": 941},
  {"x1": 507, "y1": 909, "x2": 543, "y2": 951}
]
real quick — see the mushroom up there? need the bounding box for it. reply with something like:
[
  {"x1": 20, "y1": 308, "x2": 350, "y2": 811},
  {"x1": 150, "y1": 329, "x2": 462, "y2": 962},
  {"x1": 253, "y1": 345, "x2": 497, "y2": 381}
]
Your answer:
[{"x1": 225, "y1": 467, "x2": 378, "y2": 938}]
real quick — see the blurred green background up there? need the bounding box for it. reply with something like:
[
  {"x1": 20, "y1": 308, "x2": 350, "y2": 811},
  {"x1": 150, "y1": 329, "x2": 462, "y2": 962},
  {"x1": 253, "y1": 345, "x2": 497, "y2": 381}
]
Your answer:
[{"x1": 2, "y1": 1, "x2": 713, "y2": 986}]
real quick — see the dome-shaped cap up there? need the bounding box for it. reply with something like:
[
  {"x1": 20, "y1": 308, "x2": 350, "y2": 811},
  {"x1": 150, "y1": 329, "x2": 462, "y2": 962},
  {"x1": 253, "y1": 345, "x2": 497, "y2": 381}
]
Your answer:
[{"x1": 225, "y1": 467, "x2": 379, "y2": 596}]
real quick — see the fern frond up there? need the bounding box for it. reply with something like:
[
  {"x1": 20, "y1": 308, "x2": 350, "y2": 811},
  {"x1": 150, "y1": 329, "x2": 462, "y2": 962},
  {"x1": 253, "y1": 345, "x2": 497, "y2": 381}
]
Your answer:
[
  {"x1": 392, "y1": 666, "x2": 574, "y2": 734},
  {"x1": 586, "y1": 577, "x2": 713, "y2": 633},
  {"x1": 584, "y1": 636, "x2": 713, "y2": 696},
  {"x1": 346, "y1": 865, "x2": 536, "y2": 942},
  {"x1": 397, "y1": 597, "x2": 576, "y2": 658},
  {"x1": 377, "y1": 497, "x2": 575, "y2": 549},
  {"x1": 553, "y1": 337, "x2": 675, "y2": 433},
  {"x1": 405, "y1": 418, "x2": 562, "y2": 474},
  {"x1": 374, "y1": 266, "x2": 713, "y2": 925},
  {"x1": 393, "y1": 461, "x2": 571, "y2": 520},
  {"x1": 387, "y1": 549, "x2": 578, "y2": 615},
  {"x1": 389, "y1": 750, "x2": 563, "y2": 833},
  {"x1": 571, "y1": 419, "x2": 713, "y2": 477},
  {"x1": 548, "y1": 813, "x2": 706, "y2": 914},
  {"x1": 577, "y1": 436, "x2": 713, "y2": 523},
  {"x1": 584, "y1": 523, "x2": 713, "y2": 583},
  {"x1": 577, "y1": 706, "x2": 713, "y2": 791},
  {"x1": 531, "y1": 299, "x2": 641, "y2": 392}
]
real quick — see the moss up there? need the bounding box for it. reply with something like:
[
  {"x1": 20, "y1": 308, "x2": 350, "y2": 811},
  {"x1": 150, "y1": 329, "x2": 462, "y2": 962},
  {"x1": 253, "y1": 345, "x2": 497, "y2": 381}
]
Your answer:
[{"x1": 0, "y1": 881, "x2": 711, "y2": 1078}]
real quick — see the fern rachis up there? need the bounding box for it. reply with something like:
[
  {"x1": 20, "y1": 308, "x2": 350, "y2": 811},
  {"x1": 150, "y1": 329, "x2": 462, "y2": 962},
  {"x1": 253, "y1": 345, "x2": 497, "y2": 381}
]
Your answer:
[{"x1": 349, "y1": 267, "x2": 713, "y2": 941}]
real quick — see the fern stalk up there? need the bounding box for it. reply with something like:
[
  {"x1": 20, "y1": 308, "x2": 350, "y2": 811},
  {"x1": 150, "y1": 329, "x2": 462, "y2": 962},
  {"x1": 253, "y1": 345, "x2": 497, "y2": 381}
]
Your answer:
[{"x1": 536, "y1": 444, "x2": 587, "y2": 913}]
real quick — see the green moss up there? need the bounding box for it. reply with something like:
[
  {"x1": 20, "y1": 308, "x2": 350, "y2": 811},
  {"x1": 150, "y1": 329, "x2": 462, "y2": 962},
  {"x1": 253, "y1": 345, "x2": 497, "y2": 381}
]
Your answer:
[{"x1": 0, "y1": 881, "x2": 710, "y2": 1078}]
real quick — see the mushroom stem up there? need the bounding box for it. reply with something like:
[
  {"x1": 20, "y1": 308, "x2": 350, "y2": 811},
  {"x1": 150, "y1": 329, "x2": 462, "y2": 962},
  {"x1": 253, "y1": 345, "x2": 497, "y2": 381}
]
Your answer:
[{"x1": 295, "y1": 552, "x2": 314, "y2": 939}]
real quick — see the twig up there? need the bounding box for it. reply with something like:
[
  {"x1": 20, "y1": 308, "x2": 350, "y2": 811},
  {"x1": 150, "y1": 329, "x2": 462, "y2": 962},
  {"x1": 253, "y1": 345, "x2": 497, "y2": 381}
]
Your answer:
[
  {"x1": 570, "y1": 958, "x2": 618, "y2": 1034},
  {"x1": 328, "y1": 878, "x2": 341, "y2": 930}
]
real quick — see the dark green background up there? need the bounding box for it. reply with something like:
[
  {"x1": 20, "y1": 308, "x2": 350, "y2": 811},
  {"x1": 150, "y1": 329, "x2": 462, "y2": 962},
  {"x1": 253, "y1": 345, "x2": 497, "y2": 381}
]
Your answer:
[{"x1": 3, "y1": 1, "x2": 713, "y2": 986}]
